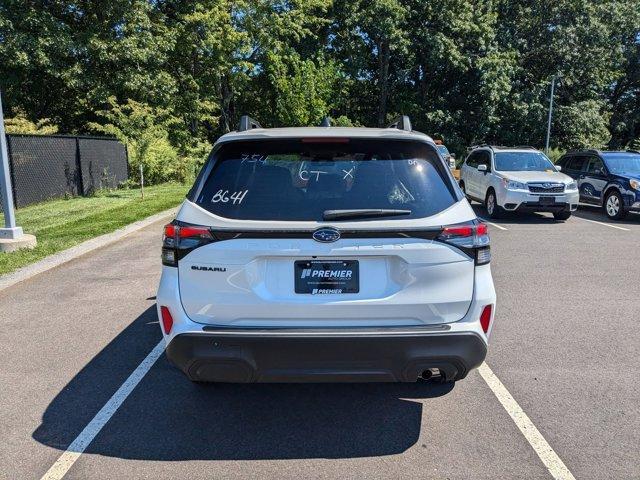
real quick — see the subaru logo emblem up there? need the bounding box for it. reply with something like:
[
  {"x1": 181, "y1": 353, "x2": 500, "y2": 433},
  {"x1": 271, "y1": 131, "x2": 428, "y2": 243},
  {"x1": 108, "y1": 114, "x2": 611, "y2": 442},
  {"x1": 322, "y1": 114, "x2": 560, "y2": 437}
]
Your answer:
[
  {"x1": 312, "y1": 227, "x2": 340, "y2": 243},
  {"x1": 543, "y1": 183, "x2": 552, "y2": 188}
]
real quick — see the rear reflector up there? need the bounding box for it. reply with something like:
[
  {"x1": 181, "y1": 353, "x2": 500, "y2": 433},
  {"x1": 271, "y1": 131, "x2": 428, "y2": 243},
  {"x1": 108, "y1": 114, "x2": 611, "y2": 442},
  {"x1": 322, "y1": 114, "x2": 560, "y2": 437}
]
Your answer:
[
  {"x1": 160, "y1": 306, "x2": 174, "y2": 334},
  {"x1": 480, "y1": 304, "x2": 493, "y2": 333}
]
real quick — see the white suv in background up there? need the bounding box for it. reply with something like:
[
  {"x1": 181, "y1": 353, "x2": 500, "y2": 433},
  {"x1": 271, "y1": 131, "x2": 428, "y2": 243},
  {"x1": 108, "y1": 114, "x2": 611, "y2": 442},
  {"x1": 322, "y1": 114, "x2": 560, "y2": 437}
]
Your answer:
[
  {"x1": 156, "y1": 115, "x2": 496, "y2": 384},
  {"x1": 459, "y1": 146, "x2": 579, "y2": 220}
]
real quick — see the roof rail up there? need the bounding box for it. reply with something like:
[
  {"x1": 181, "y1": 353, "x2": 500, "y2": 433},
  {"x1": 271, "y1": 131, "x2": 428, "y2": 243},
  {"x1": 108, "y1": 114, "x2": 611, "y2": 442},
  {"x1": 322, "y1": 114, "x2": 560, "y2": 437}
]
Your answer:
[
  {"x1": 627, "y1": 149, "x2": 640, "y2": 154},
  {"x1": 471, "y1": 145, "x2": 539, "y2": 151},
  {"x1": 387, "y1": 115, "x2": 412, "y2": 132},
  {"x1": 563, "y1": 148, "x2": 604, "y2": 156},
  {"x1": 238, "y1": 115, "x2": 262, "y2": 132},
  {"x1": 319, "y1": 117, "x2": 331, "y2": 127}
]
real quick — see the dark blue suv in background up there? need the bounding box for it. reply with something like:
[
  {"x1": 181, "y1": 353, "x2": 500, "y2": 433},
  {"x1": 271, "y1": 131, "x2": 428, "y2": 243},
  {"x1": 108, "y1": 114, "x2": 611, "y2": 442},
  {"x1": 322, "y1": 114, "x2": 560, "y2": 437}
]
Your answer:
[{"x1": 557, "y1": 150, "x2": 640, "y2": 220}]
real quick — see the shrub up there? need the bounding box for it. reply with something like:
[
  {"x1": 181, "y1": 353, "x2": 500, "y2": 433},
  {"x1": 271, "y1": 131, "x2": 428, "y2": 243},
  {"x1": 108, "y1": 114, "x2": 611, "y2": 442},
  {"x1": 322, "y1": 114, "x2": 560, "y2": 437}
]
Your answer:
[
  {"x1": 4, "y1": 110, "x2": 59, "y2": 135},
  {"x1": 88, "y1": 98, "x2": 188, "y2": 185},
  {"x1": 547, "y1": 148, "x2": 566, "y2": 163}
]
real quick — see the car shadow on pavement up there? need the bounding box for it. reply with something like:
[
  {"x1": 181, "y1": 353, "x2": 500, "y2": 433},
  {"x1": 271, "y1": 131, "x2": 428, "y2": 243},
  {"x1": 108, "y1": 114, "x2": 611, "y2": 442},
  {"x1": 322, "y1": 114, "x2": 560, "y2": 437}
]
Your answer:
[
  {"x1": 571, "y1": 204, "x2": 640, "y2": 225},
  {"x1": 471, "y1": 204, "x2": 561, "y2": 224},
  {"x1": 33, "y1": 305, "x2": 454, "y2": 460}
]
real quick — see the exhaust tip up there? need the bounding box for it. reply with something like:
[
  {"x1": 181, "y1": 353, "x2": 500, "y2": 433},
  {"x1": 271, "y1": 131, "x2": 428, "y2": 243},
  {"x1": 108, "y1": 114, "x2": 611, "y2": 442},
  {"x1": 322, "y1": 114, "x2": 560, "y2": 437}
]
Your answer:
[{"x1": 419, "y1": 368, "x2": 442, "y2": 381}]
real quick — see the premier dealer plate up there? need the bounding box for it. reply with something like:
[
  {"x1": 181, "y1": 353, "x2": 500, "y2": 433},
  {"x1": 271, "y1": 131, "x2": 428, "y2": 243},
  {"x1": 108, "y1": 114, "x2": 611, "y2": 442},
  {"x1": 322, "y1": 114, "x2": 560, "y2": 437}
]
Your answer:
[{"x1": 294, "y1": 260, "x2": 359, "y2": 294}]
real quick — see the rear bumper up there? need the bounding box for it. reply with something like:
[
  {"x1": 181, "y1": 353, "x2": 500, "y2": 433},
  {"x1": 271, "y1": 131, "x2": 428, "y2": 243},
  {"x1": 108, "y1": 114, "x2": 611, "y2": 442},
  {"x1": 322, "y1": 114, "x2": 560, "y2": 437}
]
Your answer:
[{"x1": 165, "y1": 329, "x2": 487, "y2": 383}]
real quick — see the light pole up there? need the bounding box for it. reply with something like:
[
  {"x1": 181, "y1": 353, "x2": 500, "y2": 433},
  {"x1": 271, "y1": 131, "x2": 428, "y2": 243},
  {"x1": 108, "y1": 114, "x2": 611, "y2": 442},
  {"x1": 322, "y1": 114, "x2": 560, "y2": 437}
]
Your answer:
[
  {"x1": 544, "y1": 75, "x2": 558, "y2": 154},
  {"x1": 0, "y1": 90, "x2": 36, "y2": 252}
]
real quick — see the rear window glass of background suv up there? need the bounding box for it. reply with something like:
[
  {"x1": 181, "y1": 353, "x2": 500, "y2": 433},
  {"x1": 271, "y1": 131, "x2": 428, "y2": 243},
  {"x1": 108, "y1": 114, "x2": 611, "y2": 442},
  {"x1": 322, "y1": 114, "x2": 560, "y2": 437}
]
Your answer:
[
  {"x1": 601, "y1": 153, "x2": 640, "y2": 175},
  {"x1": 193, "y1": 138, "x2": 457, "y2": 221}
]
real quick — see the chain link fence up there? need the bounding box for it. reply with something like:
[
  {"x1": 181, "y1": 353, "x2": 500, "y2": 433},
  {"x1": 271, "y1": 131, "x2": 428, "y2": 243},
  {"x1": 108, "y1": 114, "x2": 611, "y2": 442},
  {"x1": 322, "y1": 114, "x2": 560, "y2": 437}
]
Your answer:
[
  {"x1": 2, "y1": 134, "x2": 128, "y2": 208},
  {"x1": 78, "y1": 137, "x2": 128, "y2": 195}
]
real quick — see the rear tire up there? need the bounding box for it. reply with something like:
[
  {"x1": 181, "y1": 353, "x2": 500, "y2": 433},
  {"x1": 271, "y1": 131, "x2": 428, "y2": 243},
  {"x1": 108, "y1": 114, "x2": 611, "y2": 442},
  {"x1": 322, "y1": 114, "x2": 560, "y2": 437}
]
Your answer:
[
  {"x1": 553, "y1": 210, "x2": 571, "y2": 221},
  {"x1": 604, "y1": 190, "x2": 627, "y2": 220},
  {"x1": 485, "y1": 189, "x2": 504, "y2": 219}
]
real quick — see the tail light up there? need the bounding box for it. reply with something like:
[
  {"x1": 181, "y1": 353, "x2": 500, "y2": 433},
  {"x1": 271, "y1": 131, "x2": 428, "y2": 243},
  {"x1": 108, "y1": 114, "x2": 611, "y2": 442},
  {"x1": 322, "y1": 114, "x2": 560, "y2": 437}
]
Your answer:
[
  {"x1": 162, "y1": 222, "x2": 214, "y2": 266},
  {"x1": 436, "y1": 221, "x2": 491, "y2": 265}
]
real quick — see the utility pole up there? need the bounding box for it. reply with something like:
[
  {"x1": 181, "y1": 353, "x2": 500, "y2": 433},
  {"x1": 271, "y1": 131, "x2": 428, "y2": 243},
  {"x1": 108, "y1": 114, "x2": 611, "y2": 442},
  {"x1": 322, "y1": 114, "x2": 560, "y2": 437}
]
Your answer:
[
  {"x1": 0, "y1": 90, "x2": 36, "y2": 252},
  {"x1": 545, "y1": 75, "x2": 557, "y2": 155}
]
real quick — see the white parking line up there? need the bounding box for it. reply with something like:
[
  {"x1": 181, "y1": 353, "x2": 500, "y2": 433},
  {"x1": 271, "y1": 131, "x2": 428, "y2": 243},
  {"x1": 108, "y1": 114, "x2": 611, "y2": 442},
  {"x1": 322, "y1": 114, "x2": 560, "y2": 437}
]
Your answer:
[
  {"x1": 478, "y1": 217, "x2": 508, "y2": 231},
  {"x1": 40, "y1": 340, "x2": 166, "y2": 480},
  {"x1": 478, "y1": 363, "x2": 576, "y2": 480},
  {"x1": 573, "y1": 217, "x2": 630, "y2": 231},
  {"x1": 40, "y1": 341, "x2": 572, "y2": 480}
]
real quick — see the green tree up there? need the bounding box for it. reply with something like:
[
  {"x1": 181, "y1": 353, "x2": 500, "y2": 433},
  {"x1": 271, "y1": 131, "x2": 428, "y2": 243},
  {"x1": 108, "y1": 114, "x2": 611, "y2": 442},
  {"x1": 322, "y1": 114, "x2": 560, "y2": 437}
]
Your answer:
[
  {"x1": 0, "y1": 0, "x2": 171, "y2": 131},
  {"x1": 331, "y1": 0, "x2": 409, "y2": 126},
  {"x1": 2, "y1": 0, "x2": 640, "y2": 170},
  {"x1": 158, "y1": 0, "x2": 249, "y2": 139},
  {"x1": 4, "y1": 110, "x2": 59, "y2": 135},
  {"x1": 88, "y1": 98, "x2": 187, "y2": 184},
  {"x1": 403, "y1": 0, "x2": 515, "y2": 153}
]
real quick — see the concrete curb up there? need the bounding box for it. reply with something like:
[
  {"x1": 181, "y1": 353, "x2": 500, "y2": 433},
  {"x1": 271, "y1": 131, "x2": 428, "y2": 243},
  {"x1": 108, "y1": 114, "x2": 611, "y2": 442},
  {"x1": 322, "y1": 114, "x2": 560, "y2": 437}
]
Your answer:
[{"x1": 0, "y1": 207, "x2": 178, "y2": 292}]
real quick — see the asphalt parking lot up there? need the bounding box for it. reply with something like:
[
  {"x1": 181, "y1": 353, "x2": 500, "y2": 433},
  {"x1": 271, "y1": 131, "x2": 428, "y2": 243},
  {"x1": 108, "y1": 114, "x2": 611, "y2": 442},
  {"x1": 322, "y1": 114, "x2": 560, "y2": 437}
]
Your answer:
[{"x1": 1, "y1": 206, "x2": 639, "y2": 480}]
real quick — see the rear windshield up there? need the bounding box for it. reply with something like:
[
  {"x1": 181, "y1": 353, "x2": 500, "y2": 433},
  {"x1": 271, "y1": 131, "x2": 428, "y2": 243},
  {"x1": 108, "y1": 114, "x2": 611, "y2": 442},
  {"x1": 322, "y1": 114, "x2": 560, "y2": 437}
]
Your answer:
[{"x1": 193, "y1": 138, "x2": 457, "y2": 221}]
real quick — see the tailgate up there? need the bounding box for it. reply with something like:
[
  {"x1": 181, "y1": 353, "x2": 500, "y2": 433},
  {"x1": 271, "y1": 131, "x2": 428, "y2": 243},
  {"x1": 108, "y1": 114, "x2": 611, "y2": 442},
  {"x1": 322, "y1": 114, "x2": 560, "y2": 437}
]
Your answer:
[{"x1": 178, "y1": 237, "x2": 474, "y2": 327}]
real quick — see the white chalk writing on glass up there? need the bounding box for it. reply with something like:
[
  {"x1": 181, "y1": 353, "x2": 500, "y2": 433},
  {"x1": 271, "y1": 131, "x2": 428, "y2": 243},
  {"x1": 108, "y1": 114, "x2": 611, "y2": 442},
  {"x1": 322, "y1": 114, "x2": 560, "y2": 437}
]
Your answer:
[
  {"x1": 241, "y1": 154, "x2": 266, "y2": 164},
  {"x1": 212, "y1": 189, "x2": 248, "y2": 205},
  {"x1": 298, "y1": 162, "x2": 329, "y2": 181}
]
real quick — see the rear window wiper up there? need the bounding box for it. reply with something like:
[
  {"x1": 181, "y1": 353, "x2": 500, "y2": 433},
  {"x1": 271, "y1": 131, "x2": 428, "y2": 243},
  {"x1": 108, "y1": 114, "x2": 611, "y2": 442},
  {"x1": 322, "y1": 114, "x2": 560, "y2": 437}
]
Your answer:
[{"x1": 323, "y1": 209, "x2": 412, "y2": 220}]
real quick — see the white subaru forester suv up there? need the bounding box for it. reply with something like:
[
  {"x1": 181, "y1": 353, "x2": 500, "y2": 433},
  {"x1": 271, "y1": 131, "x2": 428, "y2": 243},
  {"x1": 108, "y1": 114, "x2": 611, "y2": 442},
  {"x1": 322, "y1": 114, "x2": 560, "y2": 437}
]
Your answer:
[
  {"x1": 459, "y1": 146, "x2": 579, "y2": 219},
  {"x1": 156, "y1": 116, "x2": 496, "y2": 384}
]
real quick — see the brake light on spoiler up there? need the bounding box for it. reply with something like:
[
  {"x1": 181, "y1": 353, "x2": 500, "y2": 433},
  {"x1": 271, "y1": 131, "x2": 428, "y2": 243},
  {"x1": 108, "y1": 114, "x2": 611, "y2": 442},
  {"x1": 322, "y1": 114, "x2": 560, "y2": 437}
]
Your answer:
[{"x1": 436, "y1": 221, "x2": 491, "y2": 265}]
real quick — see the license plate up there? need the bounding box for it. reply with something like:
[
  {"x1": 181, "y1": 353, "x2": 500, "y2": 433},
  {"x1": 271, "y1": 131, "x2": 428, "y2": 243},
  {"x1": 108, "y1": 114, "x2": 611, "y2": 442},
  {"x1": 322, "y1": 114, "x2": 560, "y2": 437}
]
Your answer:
[
  {"x1": 294, "y1": 260, "x2": 359, "y2": 294},
  {"x1": 539, "y1": 196, "x2": 556, "y2": 205}
]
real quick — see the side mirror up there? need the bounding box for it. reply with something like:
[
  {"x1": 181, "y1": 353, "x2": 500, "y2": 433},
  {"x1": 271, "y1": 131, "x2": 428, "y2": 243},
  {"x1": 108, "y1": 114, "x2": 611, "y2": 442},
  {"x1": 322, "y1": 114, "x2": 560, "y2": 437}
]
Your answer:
[
  {"x1": 477, "y1": 164, "x2": 487, "y2": 172},
  {"x1": 555, "y1": 165, "x2": 562, "y2": 171},
  {"x1": 451, "y1": 153, "x2": 456, "y2": 159}
]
